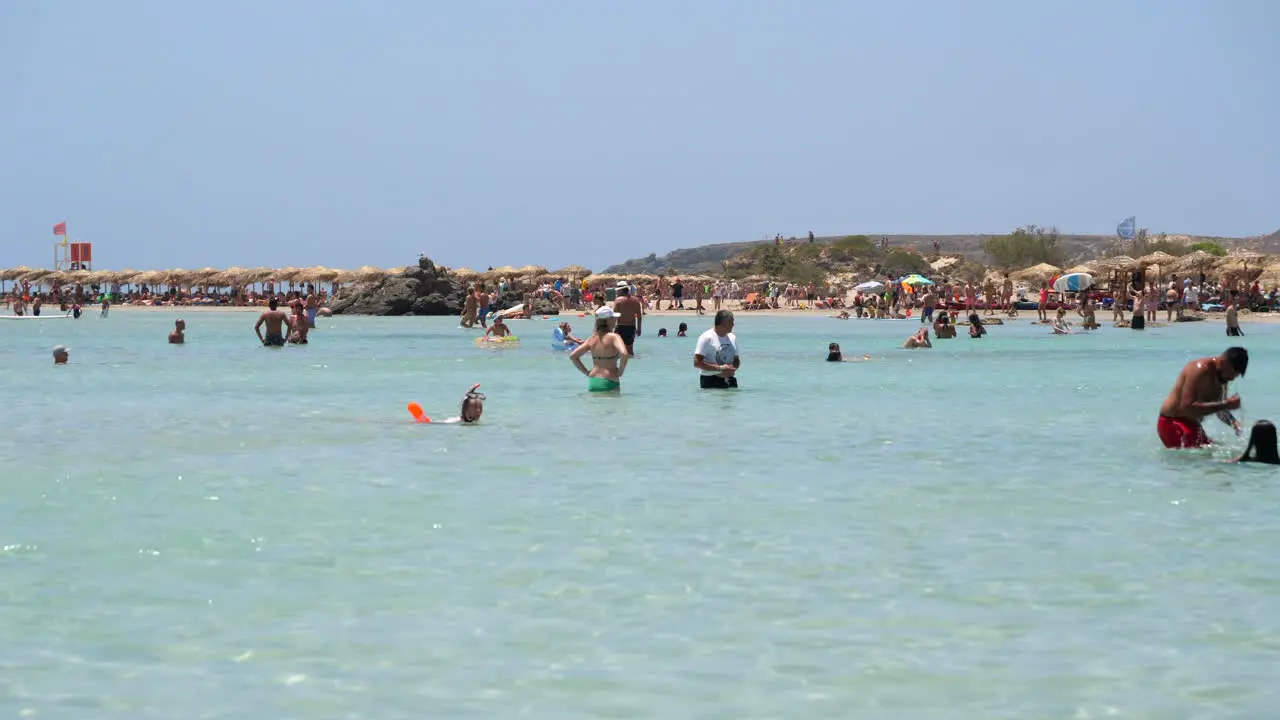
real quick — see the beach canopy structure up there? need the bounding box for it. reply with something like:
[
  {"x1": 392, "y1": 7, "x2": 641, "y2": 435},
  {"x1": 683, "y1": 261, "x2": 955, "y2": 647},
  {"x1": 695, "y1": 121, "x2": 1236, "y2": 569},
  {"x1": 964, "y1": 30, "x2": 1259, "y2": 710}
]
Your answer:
[
  {"x1": 855, "y1": 280, "x2": 883, "y2": 292},
  {"x1": 1011, "y1": 263, "x2": 1061, "y2": 284}
]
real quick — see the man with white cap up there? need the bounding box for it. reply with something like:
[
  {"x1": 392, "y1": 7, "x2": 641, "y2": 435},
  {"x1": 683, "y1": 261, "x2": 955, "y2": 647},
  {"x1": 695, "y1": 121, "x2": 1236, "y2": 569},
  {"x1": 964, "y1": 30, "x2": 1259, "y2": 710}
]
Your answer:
[
  {"x1": 52, "y1": 345, "x2": 69, "y2": 364},
  {"x1": 611, "y1": 280, "x2": 643, "y2": 356}
]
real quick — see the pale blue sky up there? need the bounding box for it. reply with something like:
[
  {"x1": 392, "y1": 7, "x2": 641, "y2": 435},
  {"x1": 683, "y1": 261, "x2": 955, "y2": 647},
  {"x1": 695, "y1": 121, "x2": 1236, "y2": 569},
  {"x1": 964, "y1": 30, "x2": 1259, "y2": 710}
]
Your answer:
[{"x1": 2, "y1": 1, "x2": 1276, "y2": 272}]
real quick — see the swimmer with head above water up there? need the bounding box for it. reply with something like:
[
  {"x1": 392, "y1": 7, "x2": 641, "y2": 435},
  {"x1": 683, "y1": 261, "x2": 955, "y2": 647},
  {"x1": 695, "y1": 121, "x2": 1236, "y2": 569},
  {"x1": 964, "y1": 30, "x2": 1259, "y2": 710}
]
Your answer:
[
  {"x1": 1158, "y1": 346, "x2": 1247, "y2": 449},
  {"x1": 903, "y1": 328, "x2": 932, "y2": 349},
  {"x1": 408, "y1": 384, "x2": 485, "y2": 424},
  {"x1": 827, "y1": 343, "x2": 871, "y2": 362},
  {"x1": 1232, "y1": 420, "x2": 1279, "y2": 464}
]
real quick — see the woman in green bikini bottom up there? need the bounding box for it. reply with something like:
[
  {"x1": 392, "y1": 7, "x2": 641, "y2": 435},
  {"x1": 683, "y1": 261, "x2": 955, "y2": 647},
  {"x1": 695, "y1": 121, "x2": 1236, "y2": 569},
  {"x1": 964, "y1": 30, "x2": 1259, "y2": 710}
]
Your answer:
[{"x1": 570, "y1": 306, "x2": 629, "y2": 392}]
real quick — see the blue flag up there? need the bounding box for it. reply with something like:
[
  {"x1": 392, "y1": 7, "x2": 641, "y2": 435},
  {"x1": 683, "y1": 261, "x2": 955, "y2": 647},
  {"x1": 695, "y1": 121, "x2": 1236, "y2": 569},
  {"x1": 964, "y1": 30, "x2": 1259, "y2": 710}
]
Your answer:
[{"x1": 1116, "y1": 216, "x2": 1136, "y2": 241}]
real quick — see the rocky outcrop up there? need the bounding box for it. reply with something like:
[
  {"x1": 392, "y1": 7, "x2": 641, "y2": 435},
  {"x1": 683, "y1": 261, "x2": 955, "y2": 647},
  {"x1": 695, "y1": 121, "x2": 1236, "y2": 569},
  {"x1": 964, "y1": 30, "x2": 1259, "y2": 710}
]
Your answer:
[
  {"x1": 330, "y1": 257, "x2": 562, "y2": 317},
  {"x1": 331, "y1": 257, "x2": 465, "y2": 316}
]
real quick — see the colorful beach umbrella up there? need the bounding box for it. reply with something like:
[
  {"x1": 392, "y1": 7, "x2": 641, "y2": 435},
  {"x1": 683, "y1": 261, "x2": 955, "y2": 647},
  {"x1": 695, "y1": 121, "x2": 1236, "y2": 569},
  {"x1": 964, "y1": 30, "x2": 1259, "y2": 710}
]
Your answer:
[
  {"x1": 1052, "y1": 272, "x2": 1093, "y2": 293},
  {"x1": 899, "y1": 274, "x2": 934, "y2": 286}
]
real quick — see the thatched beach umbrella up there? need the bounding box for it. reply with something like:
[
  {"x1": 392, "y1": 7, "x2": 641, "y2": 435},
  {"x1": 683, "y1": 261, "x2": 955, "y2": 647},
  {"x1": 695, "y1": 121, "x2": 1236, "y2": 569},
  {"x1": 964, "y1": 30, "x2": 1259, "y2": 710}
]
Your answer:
[
  {"x1": 1217, "y1": 248, "x2": 1266, "y2": 272},
  {"x1": 1011, "y1": 263, "x2": 1061, "y2": 285},
  {"x1": 554, "y1": 264, "x2": 591, "y2": 277},
  {"x1": 353, "y1": 265, "x2": 385, "y2": 282},
  {"x1": 1063, "y1": 264, "x2": 1094, "y2": 276},
  {"x1": 516, "y1": 265, "x2": 548, "y2": 277},
  {"x1": 1, "y1": 266, "x2": 33, "y2": 281},
  {"x1": 1172, "y1": 250, "x2": 1217, "y2": 275},
  {"x1": 453, "y1": 267, "x2": 479, "y2": 278},
  {"x1": 1137, "y1": 251, "x2": 1177, "y2": 268}
]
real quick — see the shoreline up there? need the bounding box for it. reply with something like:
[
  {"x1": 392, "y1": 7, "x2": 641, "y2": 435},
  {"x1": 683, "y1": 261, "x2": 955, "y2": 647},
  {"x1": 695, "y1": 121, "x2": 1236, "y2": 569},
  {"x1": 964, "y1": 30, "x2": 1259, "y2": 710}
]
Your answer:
[{"x1": 26, "y1": 303, "x2": 1279, "y2": 325}]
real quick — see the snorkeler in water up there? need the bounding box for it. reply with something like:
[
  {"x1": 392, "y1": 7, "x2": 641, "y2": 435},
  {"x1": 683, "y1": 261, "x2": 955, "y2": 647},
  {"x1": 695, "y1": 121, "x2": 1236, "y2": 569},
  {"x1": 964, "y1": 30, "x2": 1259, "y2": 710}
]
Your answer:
[{"x1": 408, "y1": 384, "x2": 485, "y2": 424}]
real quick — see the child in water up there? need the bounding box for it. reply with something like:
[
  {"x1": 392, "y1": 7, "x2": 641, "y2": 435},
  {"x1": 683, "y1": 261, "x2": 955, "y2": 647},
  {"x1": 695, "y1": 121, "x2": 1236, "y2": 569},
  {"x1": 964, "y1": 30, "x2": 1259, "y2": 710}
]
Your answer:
[
  {"x1": 446, "y1": 385, "x2": 485, "y2": 424},
  {"x1": 1233, "y1": 421, "x2": 1279, "y2": 464}
]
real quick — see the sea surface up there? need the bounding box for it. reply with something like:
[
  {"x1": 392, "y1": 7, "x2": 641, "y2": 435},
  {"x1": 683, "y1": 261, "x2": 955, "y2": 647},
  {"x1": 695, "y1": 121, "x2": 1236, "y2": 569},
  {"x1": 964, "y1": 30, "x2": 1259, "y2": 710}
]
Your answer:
[{"x1": 2, "y1": 310, "x2": 1278, "y2": 719}]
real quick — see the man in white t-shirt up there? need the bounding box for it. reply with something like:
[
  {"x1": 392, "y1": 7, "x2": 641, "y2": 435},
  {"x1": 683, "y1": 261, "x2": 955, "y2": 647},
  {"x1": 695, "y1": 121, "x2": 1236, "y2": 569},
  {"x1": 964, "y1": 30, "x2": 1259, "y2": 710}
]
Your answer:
[{"x1": 694, "y1": 310, "x2": 740, "y2": 389}]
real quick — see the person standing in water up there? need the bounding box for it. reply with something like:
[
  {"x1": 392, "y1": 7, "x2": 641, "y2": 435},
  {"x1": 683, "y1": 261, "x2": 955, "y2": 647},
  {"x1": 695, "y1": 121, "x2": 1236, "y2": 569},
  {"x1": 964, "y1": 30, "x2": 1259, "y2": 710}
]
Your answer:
[
  {"x1": 169, "y1": 319, "x2": 185, "y2": 344},
  {"x1": 569, "y1": 306, "x2": 629, "y2": 392},
  {"x1": 694, "y1": 310, "x2": 739, "y2": 389},
  {"x1": 1226, "y1": 294, "x2": 1243, "y2": 336},
  {"x1": 1157, "y1": 347, "x2": 1247, "y2": 449},
  {"x1": 612, "y1": 281, "x2": 643, "y2": 356},
  {"x1": 254, "y1": 298, "x2": 291, "y2": 347}
]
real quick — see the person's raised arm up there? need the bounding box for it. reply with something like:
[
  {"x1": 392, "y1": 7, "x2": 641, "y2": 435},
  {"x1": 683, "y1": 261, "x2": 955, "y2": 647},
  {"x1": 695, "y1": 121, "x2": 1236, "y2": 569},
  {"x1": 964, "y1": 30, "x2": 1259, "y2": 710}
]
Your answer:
[{"x1": 569, "y1": 338, "x2": 591, "y2": 376}]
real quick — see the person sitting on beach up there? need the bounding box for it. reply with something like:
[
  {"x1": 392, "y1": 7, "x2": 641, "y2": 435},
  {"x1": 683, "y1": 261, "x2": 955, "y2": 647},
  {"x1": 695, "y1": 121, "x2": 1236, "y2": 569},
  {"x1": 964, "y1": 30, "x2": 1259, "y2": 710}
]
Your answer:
[
  {"x1": 676, "y1": 322, "x2": 688, "y2": 337},
  {"x1": 484, "y1": 316, "x2": 512, "y2": 338},
  {"x1": 168, "y1": 319, "x2": 185, "y2": 344},
  {"x1": 255, "y1": 298, "x2": 291, "y2": 347},
  {"x1": 1233, "y1": 420, "x2": 1279, "y2": 464},
  {"x1": 968, "y1": 313, "x2": 987, "y2": 338},
  {"x1": 569, "y1": 306, "x2": 629, "y2": 392},
  {"x1": 903, "y1": 328, "x2": 932, "y2": 349}
]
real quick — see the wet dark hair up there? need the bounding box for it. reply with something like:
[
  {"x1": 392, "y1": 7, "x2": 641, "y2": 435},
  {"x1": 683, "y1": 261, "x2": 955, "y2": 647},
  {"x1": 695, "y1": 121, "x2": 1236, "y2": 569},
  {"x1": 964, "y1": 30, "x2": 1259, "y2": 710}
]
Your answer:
[
  {"x1": 1225, "y1": 347, "x2": 1248, "y2": 376},
  {"x1": 460, "y1": 386, "x2": 486, "y2": 423},
  {"x1": 714, "y1": 310, "x2": 734, "y2": 327},
  {"x1": 827, "y1": 342, "x2": 842, "y2": 362},
  {"x1": 678, "y1": 322, "x2": 688, "y2": 332},
  {"x1": 269, "y1": 298, "x2": 278, "y2": 310},
  {"x1": 1238, "y1": 420, "x2": 1279, "y2": 464},
  {"x1": 658, "y1": 328, "x2": 667, "y2": 336}
]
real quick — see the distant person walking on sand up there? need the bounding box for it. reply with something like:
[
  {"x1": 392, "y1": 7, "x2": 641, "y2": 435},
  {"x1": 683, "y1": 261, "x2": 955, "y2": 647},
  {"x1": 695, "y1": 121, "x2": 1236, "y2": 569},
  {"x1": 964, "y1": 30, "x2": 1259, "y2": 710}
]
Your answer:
[
  {"x1": 612, "y1": 281, "x2": 643, "y2": 356},
  {"x1": 1158, "y1": 347, "x2": 1247, "y2": 448},
  {"x1": 255, "y1": 298, "x2": 291, "y2": 347},
  {"x1": 169, "y1": 319, "x2": 185, "y2": 344},
  {"x1": 1227, "y1": 294, "x2": 1243, "y2": 336},
  {"x1": 569, "y1": 306, "x2": 629, "y2": 392},
  {"x1": 694, "y1": 310, "x2": 740, "y2": 389}
]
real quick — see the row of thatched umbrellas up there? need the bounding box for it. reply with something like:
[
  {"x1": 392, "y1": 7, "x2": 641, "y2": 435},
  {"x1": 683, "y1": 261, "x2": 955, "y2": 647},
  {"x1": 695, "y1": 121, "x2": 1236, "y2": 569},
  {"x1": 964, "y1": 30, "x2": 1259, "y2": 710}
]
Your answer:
[
  {"x1": 0, "y1": 263, "x2": 597, "y2": 288},
  {"x1": 1006, "y1": 249, "x2": 1272, "y2": 287}
]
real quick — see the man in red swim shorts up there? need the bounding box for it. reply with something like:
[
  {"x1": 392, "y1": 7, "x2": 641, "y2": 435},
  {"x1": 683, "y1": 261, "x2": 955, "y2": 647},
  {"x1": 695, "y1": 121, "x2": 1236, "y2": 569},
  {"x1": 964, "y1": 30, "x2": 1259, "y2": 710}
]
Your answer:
[{"x1": 1157, "y1": 347, "x2": 1248, "y2": 448}]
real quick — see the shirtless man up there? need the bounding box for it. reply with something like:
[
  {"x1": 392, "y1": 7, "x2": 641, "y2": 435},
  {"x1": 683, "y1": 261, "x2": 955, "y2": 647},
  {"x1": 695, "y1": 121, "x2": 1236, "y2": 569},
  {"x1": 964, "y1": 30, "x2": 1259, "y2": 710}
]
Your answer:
[
  {"x1": 460, "y1": 287, "x2": 478, "y2": 328},
  {"x1": 903, "y1": 327, "x2": 932, "y2": 349},
  {"x1": 168, "y1": 318, "x2": 185, "y2": 344},
  {"x1": 1157, "y1": 347, "x2": 1247, "y2": 449},
  {"x1": 920, "y1": 287, "x2": 937, "y2": 324},
  {"x1": 612, "y1": 281, "x2": 643, "y2": 356},
  {"x1": 1226, "y1": 295, "x2": 1243, "y2": 337},
  {"x1": 304, "y1": 285, "x2": 320, "y2": 328},
  {"x1": 254, "y1": 298, "x2": 291, "y2": 347},
  {"x1": 476, "y1": 284, "x2": 491, "y2": 328},
  {"x1": 289, "y1": 301, "x2": 310, "y2": 344}
]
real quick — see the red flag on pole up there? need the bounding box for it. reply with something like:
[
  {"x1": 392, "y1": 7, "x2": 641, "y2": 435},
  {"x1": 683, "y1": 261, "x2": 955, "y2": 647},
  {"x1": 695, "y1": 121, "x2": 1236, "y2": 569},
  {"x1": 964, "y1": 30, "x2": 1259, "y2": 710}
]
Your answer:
[{"x1": 53, "y1": 222, "x2": 67, "y2": 236}]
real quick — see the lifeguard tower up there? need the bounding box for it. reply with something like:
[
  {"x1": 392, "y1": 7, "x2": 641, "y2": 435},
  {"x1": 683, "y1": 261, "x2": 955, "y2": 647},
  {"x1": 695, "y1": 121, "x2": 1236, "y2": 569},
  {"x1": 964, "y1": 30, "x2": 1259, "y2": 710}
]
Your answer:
[{"x1": 53, "y1": 221, "x2": 93, "y2": 271}]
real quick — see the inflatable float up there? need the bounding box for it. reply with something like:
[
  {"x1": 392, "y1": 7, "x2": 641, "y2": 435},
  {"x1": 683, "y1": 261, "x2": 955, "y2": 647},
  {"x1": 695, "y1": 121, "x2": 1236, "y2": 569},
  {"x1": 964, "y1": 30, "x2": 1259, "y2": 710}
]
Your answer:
[
  {"x1": 551, "y1": 327, "x2": 579, "y2": 352},
  {"x1": 475, "y1": 335, "x2": 520, "y2": 347},
  {"x1": 0, "y1": 314, "x2": 72, "y2": 320}
]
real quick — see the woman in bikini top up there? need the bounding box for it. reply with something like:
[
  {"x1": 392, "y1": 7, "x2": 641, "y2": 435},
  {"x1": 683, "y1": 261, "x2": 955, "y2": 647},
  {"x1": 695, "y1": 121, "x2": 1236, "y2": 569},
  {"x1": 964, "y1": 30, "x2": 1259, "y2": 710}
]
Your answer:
[{"x1": 569, "y1": 310, "x2": 629, "y2": 387}]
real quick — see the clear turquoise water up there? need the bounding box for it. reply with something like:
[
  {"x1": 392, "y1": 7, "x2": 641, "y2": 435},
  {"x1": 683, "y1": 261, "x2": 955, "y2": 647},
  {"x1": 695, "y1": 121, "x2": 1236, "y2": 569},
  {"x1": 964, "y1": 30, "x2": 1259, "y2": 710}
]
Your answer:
[{"x1": 2, "y1": 310, "x2": 1278, "y2": 719}]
